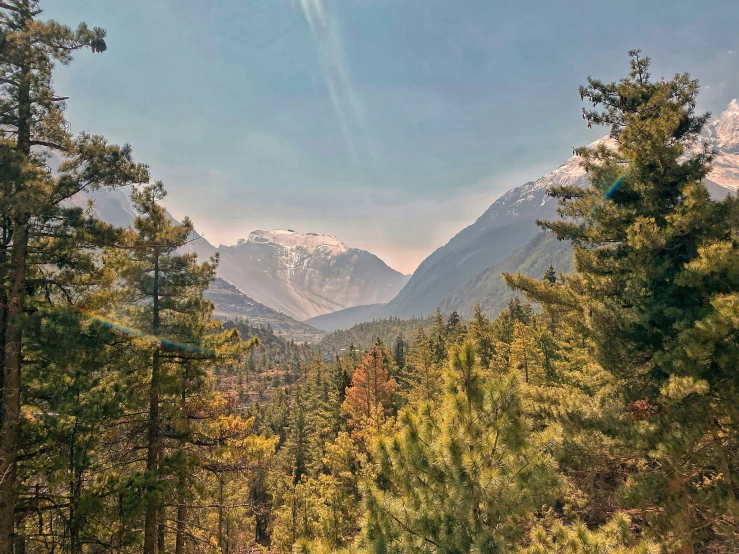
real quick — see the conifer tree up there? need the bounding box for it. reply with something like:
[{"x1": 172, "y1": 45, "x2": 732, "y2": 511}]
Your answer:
[
  {"x1": 105, "y1": 182, "x2": 239, "y2": 553},
  {"x1": 429, "y1": 308, "x2": 447, "y2": 364},
  {"x1": 16, "y1": 301, "x2": 139, "y2": 552},
  {"x1": 0, "y1": 3, "x2": 148, "y2": 549},
  {"x1": 365, "y1": 342, "x2": 559, "y2": 553},
  {"x1": 543, "y1": 265, "x2": 557, "y2": 285},
  {"x1": 519, "y1": 513, "x2": 657, "y2": 554},
  {"x1": 468, "y1": 304, "x2": 493, "y2": 369},
  {"x1": 393, "y1": 334, "x2": 406, "y2": 372},
  {"x1": 507, "y1": 51, "x2": 739, "y2": 552},
  {"x1": 404, "y1": 327, "x2": 440, "y2": 406},
  {"x1": 341, "y1": 344, "x2": 397, "y2": 445}
]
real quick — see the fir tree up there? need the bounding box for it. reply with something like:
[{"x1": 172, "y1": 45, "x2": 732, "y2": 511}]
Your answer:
[{"x1": 341, "y1": 344, "x2": 397, "y2": 445}]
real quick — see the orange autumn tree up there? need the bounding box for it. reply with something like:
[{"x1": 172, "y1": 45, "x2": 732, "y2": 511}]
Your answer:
[{"x1": 341, "y1": 343, "x2": 397, "y2": 442}]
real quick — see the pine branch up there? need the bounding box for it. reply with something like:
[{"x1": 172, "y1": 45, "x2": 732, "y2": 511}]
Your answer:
[
  {"x1": 0, "y1": 2, "x2": 41, "y2": 16},
  {"x1": 29, "y1": 139, "x2": 65, "y2": 150}
]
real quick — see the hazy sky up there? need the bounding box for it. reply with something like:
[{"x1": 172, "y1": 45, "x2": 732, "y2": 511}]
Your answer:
[{"x1": 47, "y1": 0, "x2": 739, "y2": 274}]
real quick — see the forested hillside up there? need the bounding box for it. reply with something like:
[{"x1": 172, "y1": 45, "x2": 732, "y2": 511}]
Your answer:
[
  {"x1": 316, "y1": 315, "x2": 435, "y2": 359},
  {"x1": 439, "y1": 231, "x2": 574, "y2": 318},
  {"x1": 0, "y1": 3, "x2": 737, "y2": 553}
]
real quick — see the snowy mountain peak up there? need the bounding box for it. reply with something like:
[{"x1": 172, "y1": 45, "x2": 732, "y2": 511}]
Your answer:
[
  {"x1": 703, "y1": 98, "x2": 739, "y2": 190},
  {"x1": 531, "y1": 136, "x2": 616, "y2": 192},
  {"x1": 712, "y1": 98, "x2": 739, "y2": 151},
  {"x1": 213, "y1": 229, "x2": 408, "y2": 320},
  {"x1": 245, "y1": 229, "x2": 348, "y2": 255},
  {"x1": 723, "y1": 98, "x2": 739, "y2": 115}
]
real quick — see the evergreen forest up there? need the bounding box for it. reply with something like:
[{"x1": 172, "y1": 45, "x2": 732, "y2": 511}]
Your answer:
[{"x1": 0, "y1": 3, "x2": 737, "y2": 554}]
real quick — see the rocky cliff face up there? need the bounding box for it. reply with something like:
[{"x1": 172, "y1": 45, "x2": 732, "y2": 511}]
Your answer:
[{"x1": 205, "y1": 278, "x2": 324, "y2": 342}]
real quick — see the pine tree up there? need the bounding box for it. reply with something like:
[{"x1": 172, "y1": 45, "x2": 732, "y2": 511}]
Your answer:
[
  {"x1": 0, "y1": 3, "x2": 148, "y2": 550},
  {"x1": 445, "y1": 310, "x2": 464, "y2": 345},
  {"x1": 365, "y1": 342, "x2": 560, "y2": 553},
  {"x1": 341, "y1": 344, "x2": 397, "y2": 445},
  {"x1": 519, "y1": 513, "x2": 658, "y2": 554},
  {"x1": 510, "y1": 320, "x2": 541, "y2": 384},
  {"x1": 105, "y1": 182, "x2": 237, "y2": 553},
  {"x1": 507, "y1": 51, "x2": 739, "y2": 552},
  {"x1": 17, "y1": 302, "x2": 138, "y2": 552},
  {"x1": 190, "y1": 393, "x2": 275, "y2": 552},
  {"x1": 393, "y1": 334, "x2": 406, "y2": 372},
  {"x1": 430, "y1": 308, "x2": 447, "y2": 364},
  {"x1": 404, "y1": 327, "x2": 441, "y2": 406},
  {"x1": 468, "y1": 304, "x2": 494, "y2": 369},
  {"x1": 543, "y1": 265, "x2": 557, "y2": 285}
]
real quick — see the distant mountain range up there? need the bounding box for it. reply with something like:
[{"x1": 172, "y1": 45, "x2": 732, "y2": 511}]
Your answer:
[
  {"x1": 212, "y1": 230, "x2": 409, "y2": 321},
  {"x1": 69, "y1": 192, "x2": 409, "y2": 329},
  {"x1": 71, "y1": 99, "x2": 738, "y2": 335},
  {"x1": 311, "y1": 99, "x2": 739, "y2": 331}
]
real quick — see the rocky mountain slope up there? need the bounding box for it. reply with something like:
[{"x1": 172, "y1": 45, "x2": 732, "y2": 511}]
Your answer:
[
  {"x1": 379, "y1": 137, "x2": 598, "y2": 319},
  {"x1": 69, "y1": 100, "x2": 737, "y2": 330},
  {"x1": 306, "y1": 303, "x2": 387, "y2": 333},
  {"x1": 438, "y1": 231, "x2": 574, "y2": 319},
  {"x1": 205, "y1": 278, "x2": 324, "y2": 343},
  {"x1": 215, "y1": 230, "x2": 409, "y2": 321},
  {"x1": 68, "y1": 191, "x2": 408, "y2": 321}
]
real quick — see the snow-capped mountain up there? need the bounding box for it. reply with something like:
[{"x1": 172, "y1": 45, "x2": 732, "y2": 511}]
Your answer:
[
  {"x1": 69, "y1": 99, "x2": 737, "y2": 329},
  {"x1": 704, "y1": 99, "x2": 739, "y2": 191},
  {"x1": 67, "y1": 187, "x2": 409, "y2": 321},
  {"x1": 215, "y1": 230, "x2": 409, "y2": 321},
  {"x1": 318, "y1": 99, "x2": 739, "y2": 326}
]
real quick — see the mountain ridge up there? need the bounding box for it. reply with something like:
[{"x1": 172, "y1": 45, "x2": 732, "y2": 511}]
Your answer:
[
  {"x1": 205, "y1": 277, "x2": 324, "y2": 343},
  {"x1": 67, "y1": 191, "x2": 409, "y2": 321},
  {"x1": 315, "y1": 99, "x2": 738, "y2": 328}
]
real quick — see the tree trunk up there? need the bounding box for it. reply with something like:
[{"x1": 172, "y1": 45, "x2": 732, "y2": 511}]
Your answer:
[
  {"x1": 12, "y1": 513, "x2": 24, "y2": 554},
  {"x1": 0, "y1": 7, "x2": 32, "y2": 548},
  {"x1": 668, "y1": 473, "x2": 695, "y2": 554},
  {"x1": 157, "y1": 506, "x2": 165, "y2": 554},
  {"x1": 143, "y1": 349, "x2": 161, "y2": 554},
  {"x1": 0, "y1": 222, "x2": 9, "y2": 418},
  {"x1": 218, "y1": 479, "x2": 224, "y2": 552},
  {"x1": 175, "y1": 503, "x2": 187, "y2": 554},
  {"x1": 0, "y1": 221, "x2": 29, "y2": 554},
  {"x1": 175, "y1": 368, "x2": 189, "y2": 554},
  {"x1": 144, "y1": 251, "x2": 161, "y2": 554}
]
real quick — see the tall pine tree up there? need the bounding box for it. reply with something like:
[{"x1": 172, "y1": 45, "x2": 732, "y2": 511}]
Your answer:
[
  {"x1": 506, "y1": 51, "x2": 739, "y2": 553},
  {"x1": 0, "y1": 3, "x2": 148, "y2": 550}
]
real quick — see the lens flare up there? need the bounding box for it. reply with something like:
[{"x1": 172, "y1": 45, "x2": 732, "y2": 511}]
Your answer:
[
  {"x1": 587, "y1": 167, "x2": 628, "y2": 220},
  {"x1": 76, "y1": 307, "x2": 210, "y2": 353}
]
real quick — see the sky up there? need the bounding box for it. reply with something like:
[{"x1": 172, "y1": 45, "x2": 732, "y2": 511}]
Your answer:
[{"x1": 46, "y1": 0, "x2": 739, "y2": 274}]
